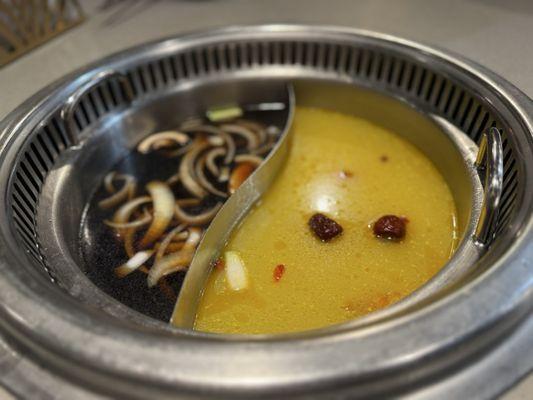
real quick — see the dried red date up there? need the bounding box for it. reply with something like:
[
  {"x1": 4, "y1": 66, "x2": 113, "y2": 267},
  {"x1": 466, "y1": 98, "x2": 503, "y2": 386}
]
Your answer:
[
  {"x1": 309, "y1": 213, "x2": 343, "y2": 242},
  {"x1": 373, "y1": 215, "x2": 407, "y2": 240},
  {"x1": 273, "y1": 264, "x2": 285, "y2": 282}
]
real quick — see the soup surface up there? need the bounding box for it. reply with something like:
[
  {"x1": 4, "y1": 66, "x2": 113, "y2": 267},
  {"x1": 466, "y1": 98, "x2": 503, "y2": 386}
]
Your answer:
[{"x1": 195, "y1": 106, "x2": 458, "y2": 334}]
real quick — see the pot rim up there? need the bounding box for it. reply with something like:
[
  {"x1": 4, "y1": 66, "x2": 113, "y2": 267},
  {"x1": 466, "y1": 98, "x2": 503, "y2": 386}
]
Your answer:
[{"x1": 0, "y1": 24, "x2": 531, "y2": 397}]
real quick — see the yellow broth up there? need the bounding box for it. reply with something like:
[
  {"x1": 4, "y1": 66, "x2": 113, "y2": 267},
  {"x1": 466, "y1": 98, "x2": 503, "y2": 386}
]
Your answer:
[{"x1": 195, "y1": 107, "x2": 458, "y2": 334}]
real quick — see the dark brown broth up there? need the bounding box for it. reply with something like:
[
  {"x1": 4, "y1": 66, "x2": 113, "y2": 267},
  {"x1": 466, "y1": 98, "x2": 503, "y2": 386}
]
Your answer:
[{"x1": 79, "y1": 110, "x2": 285, "y2": 322}]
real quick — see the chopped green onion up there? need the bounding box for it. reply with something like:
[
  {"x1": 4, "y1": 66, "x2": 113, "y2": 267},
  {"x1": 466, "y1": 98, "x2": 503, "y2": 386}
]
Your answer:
[{"x1": 206, "y1": 105, "x2": 243, "y2": 122}]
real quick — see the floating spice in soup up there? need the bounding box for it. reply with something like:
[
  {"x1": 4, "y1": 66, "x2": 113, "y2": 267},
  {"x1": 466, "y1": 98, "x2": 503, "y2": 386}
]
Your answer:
[{"x1": 194, "y1": 107, "x2": 459, "y2": 334}]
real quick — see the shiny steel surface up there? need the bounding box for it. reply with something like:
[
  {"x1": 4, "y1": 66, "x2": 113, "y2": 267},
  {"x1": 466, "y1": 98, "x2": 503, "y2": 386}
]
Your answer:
[
  {"x1": 61, "y1": 70, "x2": 135, "y2": 146},
  {"x1": 474, "y1": 127, "x2": 504, "y2": 246},
  {"x1": 0, "y1": 26, "x2": 530, "y2": 399},
  {"x1": 172, "y1": 84, "x2": 295, "y2": 328}
]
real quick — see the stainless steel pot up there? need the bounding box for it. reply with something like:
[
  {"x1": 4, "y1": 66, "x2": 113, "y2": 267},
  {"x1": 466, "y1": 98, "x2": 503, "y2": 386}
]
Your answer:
[{"x1": 0, "y1": 25, "x2": 531, "y2": 399}]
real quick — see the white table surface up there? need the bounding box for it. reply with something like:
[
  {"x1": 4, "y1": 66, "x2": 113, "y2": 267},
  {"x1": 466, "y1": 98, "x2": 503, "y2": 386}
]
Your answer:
[{"x1": 0, "y1": 1, "x2": 530, "y2": 398}]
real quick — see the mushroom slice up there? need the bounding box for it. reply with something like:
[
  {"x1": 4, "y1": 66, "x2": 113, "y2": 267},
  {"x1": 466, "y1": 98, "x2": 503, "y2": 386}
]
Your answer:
[
  {"x1": 175, "y1": 201, "x2": 223, "y2": 226},
  {"x1": 137, "y1": 131, "x2": 189, "y2": 154}
]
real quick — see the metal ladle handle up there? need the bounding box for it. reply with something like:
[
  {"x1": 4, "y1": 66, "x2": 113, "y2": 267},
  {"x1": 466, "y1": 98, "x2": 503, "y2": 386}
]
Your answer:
[
  {"x1": 474, "y1": 127, "x2": 504, "y2": 246},
  {"x1": 60, "y1": 70, "x2": 134, "y2": 146}
]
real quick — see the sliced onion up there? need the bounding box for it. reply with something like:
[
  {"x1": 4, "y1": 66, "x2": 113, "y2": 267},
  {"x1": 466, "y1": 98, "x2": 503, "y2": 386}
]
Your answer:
[
  {"x1": 218, "y1": 166, "x2": 230, "y2": 183},
  {"x1": 180, "y1": 117, "x2": 203, "y2": 130},
  {"x1": 139, "y1": 181, "x2": 176, "y2": 247},
  {"x1": 103, "y1": 171, "x2": 117, "y2": 193},
  {"x1": 219, "y1": 130, "x2": 236, "y2": 165},
  {"x1": 176, "y1": 198, "x2": 201, "y2": 207},
  {"x1": 152, "y1": 139, "x2": 176, "y2": 150},
  {"x1": 104, "y1": 208, "x2": 151, "y2": 229},
  {"x1": 205, "y1": 147, "x2": 226, "y2": 176},
  {"x1": 171, "y1": 231, "x2": 189, "y2": 242},
  {"x1": 220, "y1": 124, "x2": 260, "y2": 150},
  {"x1": 179, "y1": 138, "x2": 210, "y2": 199},
  {"x1": 165, "y1": 242, "x2": 185, "y2": 252},
  {"x1": 182, "y1": 125, "x2": 235, "y2": 164},
  {"x1": 115, "y1": 250, "x2": 154, "y2": 278},
  {"x1": 156, "y1": 224, "x2": 187, "y2": 261},
  {"x1": 164, "y1": 142, "x2": 193, "y2": 158},
  {"x1": 224, "y1": 251, "x2": 249, "y2": 291},
  {"x1": 266, "y1": 125, "x2": 281, "y2": 136},
  {"x1": 229, "y1": 162, "x2": 256, "y2": 194},
  {"x1": 111, "y1": 196, "x2": 152, "y2": 240},
  {"x1": 207, "y1": 135, "x2": 225, "y2": 146},
  {"x1": 147, "y1": 227, "x2": 202, "y2": 287},
  {"x1": 234, "y1": 154, "x2": 263, "y2": 166},
  {"x1": 236, "y1": 119, "x2": 267, "y2": 144},
  {"x1": 98, "y1": 173, "x2": 136, "y2": 209},
  {"x1": 166, "y1": 173, "x2": 180, "y2": 186},
  {"x1": 195, "y1": 154, "x2": 228, "y2": 198},
  {"x1": 175, "y1": 201, "x2": 222, "y2": 226},
  {"x1": 112, "y1": 196, "x2": 152, "y2": 225},
  {"x1": 147, "y1": 253, "x2": 190, "y2": 288},
  {"x1": 252, "y1": 139, "x2": 275, "y2": 156},
  {"x1": 183, "y1": 227, "x2": 202, "y2": 250},
  {"x1": 124, "y1": 230, "x2": 136, "y2": 258},
  {"x1": 137, "y1": 131, "x2": 189, "y2": 154}
]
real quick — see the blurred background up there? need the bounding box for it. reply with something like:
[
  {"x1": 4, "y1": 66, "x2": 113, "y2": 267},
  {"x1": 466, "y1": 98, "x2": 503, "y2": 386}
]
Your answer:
[{"x1": 1, "y1": 0, "x2": 533, "y2": 121}]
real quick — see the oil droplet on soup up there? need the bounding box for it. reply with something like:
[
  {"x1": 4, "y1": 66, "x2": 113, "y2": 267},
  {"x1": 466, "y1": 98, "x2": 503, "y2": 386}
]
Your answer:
[{"x1": 194, "y1": 107, "x2": 458, "y2": 334}]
